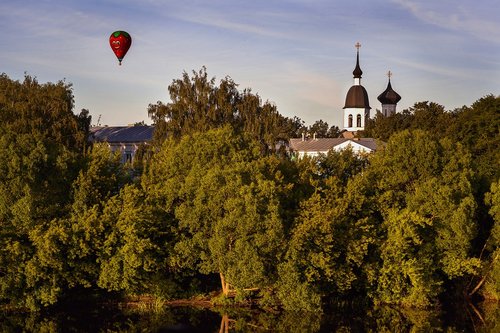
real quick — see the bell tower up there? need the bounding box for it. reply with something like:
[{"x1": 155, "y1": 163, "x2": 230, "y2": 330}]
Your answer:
[{"x1": 343, "y1": 43, "x2": 371, "y2": 131}]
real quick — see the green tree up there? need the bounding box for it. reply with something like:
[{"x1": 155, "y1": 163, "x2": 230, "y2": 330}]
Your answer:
[
  {"x1": 97, "y1": 185, "x2": 166, "y2": 294},
  {"x1": 447, "y1": 95, "x2": 500, "y2": 189},
  {"x1": 276, "y1": 148, "x2": 376, "y2": 311},
  {"x1": 475, "y1": 181, "x2": 500, "y2": 300},
  {"x1": 408, "y1": 101, "x2": 451, "y2": 134},
  {"x1": 318, "y1": 147, "x2": 368, "y2": 185},
  {"x1": 142, "y1": 126, "x2": 290, "y2": 295},
  {"x1": 288, "y1": 116, "x2": 306, "y2": 138},
  {"x1": 369, "y1": 130, "x2": 480, "y2": 307},
  {"x1": 147, "y1": 67, "x2": 298, "y2": 148},
  {"x1": 363, "y1": 101, "x2": 451, "y2": 141},
  {"x1": 0, "y1": 74, "x2": 90, "y2": 309},
  {"x1": 306, "y1": 119, "x2": 341, "y2": 138},
  {"x1": 64, "y1": 144, "x2": 130, "y2": 288},
  {"x1": 363, "y1": 109, "x2": 413, "y2": 141},
  {"x1": 308, "y1": 119, "x2": 329, "y2": 137},
  {"x1": 7, "y1": 144, "x2": 130, "y2": 309}
]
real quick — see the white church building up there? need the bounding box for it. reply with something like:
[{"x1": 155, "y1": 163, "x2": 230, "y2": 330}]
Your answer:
[{"x1": 290, "y1": 43, "x2": 401, "y2": 158}]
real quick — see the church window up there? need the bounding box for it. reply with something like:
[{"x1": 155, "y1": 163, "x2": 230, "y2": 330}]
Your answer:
[
  {"x1": 348, "y1": 114, "x2": 353, "y2": 127},
  {"x1": 356, "y1": 114, "x2": 362, "y2": 127}
]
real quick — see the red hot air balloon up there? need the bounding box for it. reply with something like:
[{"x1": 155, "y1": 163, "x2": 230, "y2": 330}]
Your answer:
[{"x1": 109, "y1": 31, "x2": 132, "y2": 65}]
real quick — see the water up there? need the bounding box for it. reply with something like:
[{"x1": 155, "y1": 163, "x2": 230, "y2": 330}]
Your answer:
[{"x1": 1, "y1": 302, "x2": 498, "y2": 332}]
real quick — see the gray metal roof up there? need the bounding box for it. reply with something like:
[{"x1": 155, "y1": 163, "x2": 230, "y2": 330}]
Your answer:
[
  {"x1": 90, "y1": 126, "x2": 154, "y2": 143},
  {"x1": 289, "y1": 137, "x2": 379, "y2": 152},
  {"x1": 290, "y1": 138, "x2": 347, "y2": 152},
  {"x1": 353, "y1": 138, "x2": 379, "y2": 151}
]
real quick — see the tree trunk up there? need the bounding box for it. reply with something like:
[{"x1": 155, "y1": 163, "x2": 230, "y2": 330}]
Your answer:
[
  {"x1": 469, "y1": 251, "x2": 499, "y2": 297},
  {"x1": 219, "y1": 314, "x2": 229, "y2": 333},
  {"x1": 220, "y1": 272, "x2": 230, "y2": 296}
]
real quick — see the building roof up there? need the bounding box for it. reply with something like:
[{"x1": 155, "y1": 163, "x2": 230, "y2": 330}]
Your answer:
[
  {"x1": 343, "y1": 85, "x2": 371, "y2": 109},
  {"x1": 90, "y1": 126, "x2": 154, "y2": 143},
  {"x1": 289, "y1": 137, "x2": 378, "y2": 153},
  {"x1": 377, "y1": 79, "x2": 401, "y2": 105}
]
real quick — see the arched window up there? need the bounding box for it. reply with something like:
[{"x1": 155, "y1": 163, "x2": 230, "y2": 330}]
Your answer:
[
  {"x1": 348, "y1": 114, "x2": 353, "y2": 127},
  {"x1": 356, "y1": 114, "x2": 362, "y2": 127}
]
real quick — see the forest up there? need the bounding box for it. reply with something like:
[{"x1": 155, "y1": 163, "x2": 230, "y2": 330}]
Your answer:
[{"x1": 0, "y1": 68, "x2": 498, "y2": 313}]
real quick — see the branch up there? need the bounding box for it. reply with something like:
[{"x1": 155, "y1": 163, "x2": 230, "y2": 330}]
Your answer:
[{"x1": 468, "y1": 250, "x2": 499, "y2": 297}]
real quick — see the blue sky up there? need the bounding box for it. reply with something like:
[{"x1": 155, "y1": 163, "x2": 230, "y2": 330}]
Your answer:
[{"x1": 1, "y1": 0, "x2": 499, "y2": 128}]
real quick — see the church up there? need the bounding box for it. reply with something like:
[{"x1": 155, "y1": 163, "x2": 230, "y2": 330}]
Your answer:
[{"x1": 290, "y1": 43, "x2": 401, "y2": 157}]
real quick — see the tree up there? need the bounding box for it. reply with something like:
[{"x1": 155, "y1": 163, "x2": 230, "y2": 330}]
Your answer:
[
  {"x1": 369, "y1": 130, "x2": 480, "y2": 307},
  {"x1": 446, "y1": 95, "x2": 500, "y2": 190},
  {"x1": 147, "y1": 67, "x2": 298, "y2": 148},
  {"x1": 408, "y1": 101, "x2": 451, "y2": 134},
  {"x1": 308, "y1": 119, "x2": 329, "y2": 137},
  {"x1": 363, "y1": 109, "x2": 412, "y2": 141},
  {"x1": 275, "y1": 148, "x2": 376, "y2": 311},
  {"x1": 0, "y1": 74, "x2": 90, "y2": 309},
  {"x1": 318, "y1": 147, "x2": 368, "y2": 185},
  {"x1": 288, "y1": 116, "x2": 306, "y2": 138},
  {"x1": 142, "y1": 126, "x2": 290, "y2": 295},
  {"x1": 305, "y1": 119, "x2": 341, "y2": 138},
  {"x1": 363, "y1": 101, "x2": 451, "y2": 141},
  {"x1": 64, "y1": 144, "x2": 130, "y2": 288},
  {"x1": 2, "y1": 144, "x2": 131, "y2": 309},
  {"x1": 474, "y1": 181, "x2": 500, "y2": 300},
  {"x1": 327, "y1": 125, "x2": 341, "y2": 138},
  {"x1": 97, "y1": 185, "x2": 165, "y2": 294}
]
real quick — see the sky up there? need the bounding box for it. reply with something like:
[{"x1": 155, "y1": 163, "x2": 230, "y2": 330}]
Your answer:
[{"x1": 1, "y1": 0, "x2": 499, "y2": 128}]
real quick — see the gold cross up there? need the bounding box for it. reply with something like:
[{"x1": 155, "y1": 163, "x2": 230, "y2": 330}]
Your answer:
[
  {"x1": 387, "y1": 70, "x2": 392, "y2": 79},
  {"x1": 355, "y1": 42, "x2": 361, "y2": 50}
]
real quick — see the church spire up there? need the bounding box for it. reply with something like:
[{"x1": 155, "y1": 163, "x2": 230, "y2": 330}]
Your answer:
[
  {"x1": 343, "y1": 42, "x2": 371, "y2": 132},
  {"x1": 353, "y1": 42, "x2": 363, "y2": 79}
]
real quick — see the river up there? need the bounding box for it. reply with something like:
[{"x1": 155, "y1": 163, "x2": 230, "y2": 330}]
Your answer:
[{"x1": 1, "y1": 301, "x2": 498, "y2": 332}]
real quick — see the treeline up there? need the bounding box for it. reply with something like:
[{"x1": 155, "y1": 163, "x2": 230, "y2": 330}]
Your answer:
[{"x1": 0, "y1": 70, "x2": 498, "y2": 312}]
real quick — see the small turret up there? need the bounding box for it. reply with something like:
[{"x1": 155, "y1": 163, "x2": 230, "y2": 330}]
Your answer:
[{"x1": 377, "y1": 71, "x2": 401, "y2": 116}]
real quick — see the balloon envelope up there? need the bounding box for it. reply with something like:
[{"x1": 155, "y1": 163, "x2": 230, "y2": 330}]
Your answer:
[{"x1": 109, "y1": 31, "x2": 132, "y2": 65}]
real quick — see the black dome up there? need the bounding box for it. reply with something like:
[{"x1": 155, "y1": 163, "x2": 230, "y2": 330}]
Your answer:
[
  {"x1": 343, "y1": 85, "x2": 371, "y2": 109},
  {"x1": 377, "y1": 80, "x2": 401, "y2": 105},
  {"x1": 353, "y1": 51, "x2": 363, "y2": 78}
]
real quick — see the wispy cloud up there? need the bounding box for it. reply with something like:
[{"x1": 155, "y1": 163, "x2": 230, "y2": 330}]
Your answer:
[
  {"x1": 0, "y1": 2, "x2": 109, "y2": 37},
  {"x1": 2, "y1": 0, "x2": 497, "y2": 126},
  {"x1": 392, "y1": 0, "x2": 500, "y2": 43},
  {"x1": 387, "y1": 56, "x2": 473, "y2": 79}
]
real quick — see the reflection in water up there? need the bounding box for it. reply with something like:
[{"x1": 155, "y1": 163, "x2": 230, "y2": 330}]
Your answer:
[{"x1": 0, "y1": 302, "x2": 498, "y2": 332}]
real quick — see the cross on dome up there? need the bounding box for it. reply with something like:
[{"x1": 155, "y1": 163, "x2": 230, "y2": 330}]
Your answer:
[
  {"x1": 355, "y1": 42, "x2": 361, "y2": 50},
  {"x1": 387, "y1": 70, "x2": 392, "y2": 79}
]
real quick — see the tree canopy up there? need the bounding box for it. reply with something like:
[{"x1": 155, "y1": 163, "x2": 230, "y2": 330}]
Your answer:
[
  {"x1": 147, "y1": 67, "x2": 301, "y2": 149},
  {"x1": 0, "y1": 72, "x2": 498, "y2": 315}
]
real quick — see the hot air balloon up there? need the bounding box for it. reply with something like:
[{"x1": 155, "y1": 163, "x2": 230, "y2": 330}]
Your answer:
[{"x1": 109, "y1": 31, "x2": 132, "y2": 65}]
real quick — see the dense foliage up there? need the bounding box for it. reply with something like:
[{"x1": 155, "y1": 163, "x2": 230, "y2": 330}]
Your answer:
[
  {"x1": 0, "y1": 72, "x2": 498, "y2": 313},
  {"x1": 147, "y1": 67, "x2": 302, "y2": 149}
]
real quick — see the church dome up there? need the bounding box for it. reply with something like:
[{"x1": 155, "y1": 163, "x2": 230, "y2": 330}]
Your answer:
[
  {"x1": 353, "y1": 51, "x2": 363, "y2": 78},
  {"x1": 343, "y1": 85, "x2": 371, "y2": 109},
  {"x1": 377, "y1": 80, "x2": 401, "y2": 105}
]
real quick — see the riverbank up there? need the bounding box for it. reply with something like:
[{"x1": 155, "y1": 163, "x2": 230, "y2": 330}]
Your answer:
[{"x1": 120, "y1": 295, "x2": 214, "y2": 310}]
